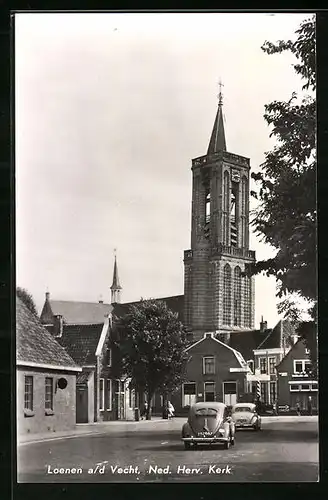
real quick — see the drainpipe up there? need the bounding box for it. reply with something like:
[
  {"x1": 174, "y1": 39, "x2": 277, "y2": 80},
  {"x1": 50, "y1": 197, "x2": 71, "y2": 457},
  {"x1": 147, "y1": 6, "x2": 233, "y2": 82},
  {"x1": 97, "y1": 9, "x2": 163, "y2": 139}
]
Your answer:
[{"x1": 96, "y1": 355, "x2": 100, "y2": 422}]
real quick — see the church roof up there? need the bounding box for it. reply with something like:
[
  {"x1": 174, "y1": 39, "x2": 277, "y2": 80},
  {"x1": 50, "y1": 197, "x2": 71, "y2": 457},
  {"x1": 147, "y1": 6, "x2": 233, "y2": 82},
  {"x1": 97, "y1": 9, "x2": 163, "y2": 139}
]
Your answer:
[
  {"x1": 112, "y1": 295, "x2": 184, "y2": 320},
  {"x1": 111, "y1": 255, "x2": 122, "y2": 290},
  {"x1": 207, "y1": 102, "x2": 226, "y2": 154},
  {"x1": 40, "y1": 298, "x2": 112, "y2": 325},
  {"x1": 16, "y1": 297, "x2": 80, "y2": 371}
]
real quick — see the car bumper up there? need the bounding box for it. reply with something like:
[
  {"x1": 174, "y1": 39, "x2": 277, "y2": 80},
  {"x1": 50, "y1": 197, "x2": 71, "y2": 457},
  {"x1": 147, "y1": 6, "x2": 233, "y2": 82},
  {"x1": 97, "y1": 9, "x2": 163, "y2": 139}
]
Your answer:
[
  {"x1": 182, "y1": 436, "x2": 230, "y2": 443},
  {"x1": 234, "y1": 423, "x2": 255, "y2": 427}
]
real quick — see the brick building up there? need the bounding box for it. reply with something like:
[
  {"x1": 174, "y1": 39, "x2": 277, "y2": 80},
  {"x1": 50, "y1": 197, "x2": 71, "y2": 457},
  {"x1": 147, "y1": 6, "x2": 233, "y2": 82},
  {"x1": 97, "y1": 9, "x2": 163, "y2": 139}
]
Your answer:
[
  {"x1": 40, "y1": 289, "x2": 136, "y2": 422},
  {"x1": 16, "y1": 297, "x2": 81, "y2": 438},
  {"x1": 183, "y1": 89, "x2": 256, "y2": 342},
  {"x1": 276, "y1": 338, "x2": 318, "y2": 413}
]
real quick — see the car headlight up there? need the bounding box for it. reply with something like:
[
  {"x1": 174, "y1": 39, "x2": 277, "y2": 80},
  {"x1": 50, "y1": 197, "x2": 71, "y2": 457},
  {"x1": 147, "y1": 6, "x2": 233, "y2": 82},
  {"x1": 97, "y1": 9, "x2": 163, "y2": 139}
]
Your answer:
[{"x1": 219, "y1": 428, "x2": 226, "y2": 433}]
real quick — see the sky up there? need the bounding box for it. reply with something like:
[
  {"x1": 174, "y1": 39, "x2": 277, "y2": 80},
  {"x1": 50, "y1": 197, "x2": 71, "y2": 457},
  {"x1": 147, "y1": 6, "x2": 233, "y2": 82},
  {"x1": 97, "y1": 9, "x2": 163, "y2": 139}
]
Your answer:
[{"x1": 15, "y1": 12, "x2": 313, "y2": 327}]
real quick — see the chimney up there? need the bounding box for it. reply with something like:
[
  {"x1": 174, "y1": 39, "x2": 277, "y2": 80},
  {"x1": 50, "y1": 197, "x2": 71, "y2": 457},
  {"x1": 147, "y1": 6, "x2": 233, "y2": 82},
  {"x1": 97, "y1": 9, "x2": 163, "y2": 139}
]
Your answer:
[
  {"x1": 260, "y1": 316, "x2": 267, "y2": 332},
  {"x1": 98, "y1": 294, "x2": 104, "y2": 304},
  {"x1": 54, "y1": 315, "x2": 63, "y2": 337}
]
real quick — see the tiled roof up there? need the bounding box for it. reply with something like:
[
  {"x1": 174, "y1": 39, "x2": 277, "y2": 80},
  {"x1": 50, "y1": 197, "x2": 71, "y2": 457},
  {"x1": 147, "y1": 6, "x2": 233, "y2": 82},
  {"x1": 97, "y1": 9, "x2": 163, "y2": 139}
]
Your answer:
[
  {"x1": 45, "y1": 300, "x2": 112, "y2": 325},
  {"x1": 16, "y1": 297, "x2": 79, "y2": 370},
  {"x1": 112, "y1": 295, "x2": 184, "y2": 321},
  {"x1": 56, "y1": 324, "x2": 103, "y2": 366},
  {"x1": 229, "y1": 329, "x2": 272, "y2": 361},
  {"x1": 257, "y1": 322, "x2": 281, "y2": 349}
]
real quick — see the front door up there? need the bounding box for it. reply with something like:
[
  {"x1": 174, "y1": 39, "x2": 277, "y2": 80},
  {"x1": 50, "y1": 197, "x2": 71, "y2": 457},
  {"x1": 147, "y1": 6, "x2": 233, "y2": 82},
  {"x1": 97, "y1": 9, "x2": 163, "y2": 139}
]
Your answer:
[
  {"x1": 223, "y1": 381, "x2": 237, "y2": 405},
  {"x1": 115, "y1": 380, "x2": 125, "y2": 420}
]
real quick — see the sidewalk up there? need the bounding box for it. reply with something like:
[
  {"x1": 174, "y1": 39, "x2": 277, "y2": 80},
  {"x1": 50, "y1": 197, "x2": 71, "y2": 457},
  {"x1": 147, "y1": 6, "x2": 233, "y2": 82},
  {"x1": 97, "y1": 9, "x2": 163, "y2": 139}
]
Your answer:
[
  {"x1": 17, "y1": 416, "x2": 173, "y2": 446},
  {"x1": 261, "y1": 415, "x2": 318, "y2": 423}
]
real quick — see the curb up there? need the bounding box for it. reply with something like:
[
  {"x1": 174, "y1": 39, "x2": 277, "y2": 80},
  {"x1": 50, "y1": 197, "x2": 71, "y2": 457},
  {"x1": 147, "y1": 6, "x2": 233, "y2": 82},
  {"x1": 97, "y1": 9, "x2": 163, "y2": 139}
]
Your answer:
[{"x1": 18, "y1": 418, "x2": 175, "y2": 445}]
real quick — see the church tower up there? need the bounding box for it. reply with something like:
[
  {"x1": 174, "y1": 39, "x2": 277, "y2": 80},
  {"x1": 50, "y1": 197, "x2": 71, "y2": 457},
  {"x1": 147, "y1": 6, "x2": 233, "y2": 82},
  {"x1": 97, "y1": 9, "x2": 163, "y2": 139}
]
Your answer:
[
  {"x1": 110, "y1": 250, "x2": 122, "y2": 304},
  {"x1": 184, "y1": 85, "x2": 255, "y2": 341}
]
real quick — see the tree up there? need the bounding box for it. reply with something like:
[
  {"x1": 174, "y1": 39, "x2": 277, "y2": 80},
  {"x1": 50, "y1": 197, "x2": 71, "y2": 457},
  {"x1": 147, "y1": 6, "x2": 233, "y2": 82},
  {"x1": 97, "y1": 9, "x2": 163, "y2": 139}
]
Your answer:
[
  {"x1": 114, "y1": 299, "x2": 189, "y2": 419},
  {"x1": 248, "y1": 16, "x2": 317, "y2": 370},
  {"x1": 16, "y1": 287, "x2": 38, "y2": 316}
]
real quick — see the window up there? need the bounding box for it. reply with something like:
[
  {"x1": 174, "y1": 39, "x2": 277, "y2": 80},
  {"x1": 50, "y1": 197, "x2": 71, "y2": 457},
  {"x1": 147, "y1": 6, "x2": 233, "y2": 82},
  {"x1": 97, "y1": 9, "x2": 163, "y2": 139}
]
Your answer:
[
  {"x1": 45, "y1": 377, "x2": 53, "y2": 410},
  {"x1": 269, "y1": 382, "x2": 276, "y2": 403},
  {"x1": 294, "y1": 360, "x2": 313, "y2": 374},
  {"x1": 243, "y1": 275, "x2": 251, "y2": 327},
  {"x1": 223, "y1": 171, "x2": 230, "y2": 244},
  {"x1": 301, "y1": 384, "x2": 310, "y2": 391},
  {"x1": 107, "y1": 347, "x2": 112, "y2": 367},
  {"x1": 204, "y1": 382, "x2": 215, "y2": 402},
  {"x1": 107, "y1": 379, "x2": 112, "y2": 410},
  {"x1": 183, "y1": 382, "x2": 196, "y2": 407},
  {"x1": 305, "y1": 348, "x2": 310, "y2": 355},
  {"x1": 24, "y1": 376, "x2": 33, "y2": 411},
  {"x1": 203, "y1": 356, "x2": 215, "y2": 375},
  {"x1": 259, "y1": 357, "x2": 267, "y2": 374},
  {"x1": 233, "y1": 266, "x2": 242, "y2": 326},
  {"x1": 290, "y1": 384, "x2": 301, "y2": 392},
  {"x1": 269, "y1": 357, "x2": 276, "y2": 375},
  {"x1": 205, "y1": 189, "x2": 211, "y2": 224},
  {"x1": 99, "y1": 378, "x2": 105, "y2": 411},
  {"x1": 223, "y1": 264, "x2": 232, "y2": 325},
  {"x1": 230, "y1": 183, "x2": 238, "y2": 247},
  {"x1": 129, "y1": 387, "x2": 135, "y2": 409}
]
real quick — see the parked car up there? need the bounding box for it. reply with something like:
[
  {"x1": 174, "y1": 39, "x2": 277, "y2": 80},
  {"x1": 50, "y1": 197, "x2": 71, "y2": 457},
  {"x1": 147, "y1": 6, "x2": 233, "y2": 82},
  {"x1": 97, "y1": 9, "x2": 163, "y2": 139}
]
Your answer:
[
  {"x1": 181, "y1": 402, "x2": 235, "y2": 450},
  {"x1": 231, "y1": 403, "x2": 261, "y2": 431}
]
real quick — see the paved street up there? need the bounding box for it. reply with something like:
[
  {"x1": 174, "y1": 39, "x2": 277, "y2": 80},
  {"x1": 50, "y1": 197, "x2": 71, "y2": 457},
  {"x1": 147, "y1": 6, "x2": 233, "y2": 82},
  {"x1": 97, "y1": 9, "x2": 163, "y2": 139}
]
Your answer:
[{"x1": 17, "y1": 417, "x2": 319, "y2": 483}]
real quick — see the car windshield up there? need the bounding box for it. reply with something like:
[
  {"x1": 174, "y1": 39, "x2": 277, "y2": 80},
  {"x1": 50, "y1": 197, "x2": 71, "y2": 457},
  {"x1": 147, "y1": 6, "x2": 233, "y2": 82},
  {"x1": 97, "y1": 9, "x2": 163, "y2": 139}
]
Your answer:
[
  {"x1": 194, "y1": 407, "x2": 219, "y2": 417},
  {"x1": 234, "y1": 407, "x2": 253, "y2": 413}
]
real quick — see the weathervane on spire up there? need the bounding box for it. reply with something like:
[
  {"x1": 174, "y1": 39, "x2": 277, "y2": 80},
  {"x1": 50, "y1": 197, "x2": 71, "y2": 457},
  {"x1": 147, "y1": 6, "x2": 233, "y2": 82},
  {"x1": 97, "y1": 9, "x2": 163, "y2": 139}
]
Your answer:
[
  {"x1": 217, "y1": 79, "x2": 224, "y2": 106},
  {"x1": 114, "y1": 248, "x2": 117, "y2": 258}
]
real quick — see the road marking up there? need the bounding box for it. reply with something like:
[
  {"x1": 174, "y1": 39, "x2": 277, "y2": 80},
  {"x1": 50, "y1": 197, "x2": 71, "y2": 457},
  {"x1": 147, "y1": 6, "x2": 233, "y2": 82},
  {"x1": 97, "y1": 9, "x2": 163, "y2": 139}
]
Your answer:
[{"x1": 161, "y1": 441, "x2": 168, "y2": 445}]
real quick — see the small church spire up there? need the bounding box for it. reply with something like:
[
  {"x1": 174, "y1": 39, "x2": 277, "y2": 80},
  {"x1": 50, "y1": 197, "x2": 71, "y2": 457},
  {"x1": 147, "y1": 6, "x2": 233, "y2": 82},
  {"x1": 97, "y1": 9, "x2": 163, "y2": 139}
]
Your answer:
[
  {"x1": 207, "y1": 80, "x2": 226, "y2": 154},
  {"x1": 110, "y1": 249, "x2": 122, "y2": 304}
]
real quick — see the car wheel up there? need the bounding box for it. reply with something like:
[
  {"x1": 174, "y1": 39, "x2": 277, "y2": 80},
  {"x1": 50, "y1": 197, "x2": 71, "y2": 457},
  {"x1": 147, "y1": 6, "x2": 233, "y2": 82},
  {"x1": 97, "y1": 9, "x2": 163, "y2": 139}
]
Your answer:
[
  {"x1": 184, "y1": 442, "x2": 191, "y2": 450},
  {"x1": 224, "y1": 440, "x2": 230, "y2": 450}
]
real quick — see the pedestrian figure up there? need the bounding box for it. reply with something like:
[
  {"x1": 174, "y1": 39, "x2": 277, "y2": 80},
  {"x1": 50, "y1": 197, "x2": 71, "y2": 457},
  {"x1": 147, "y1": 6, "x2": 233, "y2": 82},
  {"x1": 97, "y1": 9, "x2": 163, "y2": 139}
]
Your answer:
[
  {"x1": 141, "y1": 401, "x2": 148, "y2": 420},
  {"x1": 307, "y1": 396, "x2": 313, "y2": 416},
  {"x1": 273, "y1": 400, "x2": 278, "y2": 416},
  {"x1": 296, "y1": 401, "x2": 301, "y2": 416},
  {"x1": 167, "y1": 401, "x2": 175, "y2": 419}
]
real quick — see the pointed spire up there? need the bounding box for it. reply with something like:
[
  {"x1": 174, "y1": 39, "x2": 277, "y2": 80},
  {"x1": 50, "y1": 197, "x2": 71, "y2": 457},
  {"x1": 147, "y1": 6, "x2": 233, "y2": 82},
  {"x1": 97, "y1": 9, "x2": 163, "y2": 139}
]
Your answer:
[
  {"x1": 110, "y1": 249, "x2": 122, "y2": 304},
  {"x1": 207, "y1": 80, "x2": 226, "y2": 154}
]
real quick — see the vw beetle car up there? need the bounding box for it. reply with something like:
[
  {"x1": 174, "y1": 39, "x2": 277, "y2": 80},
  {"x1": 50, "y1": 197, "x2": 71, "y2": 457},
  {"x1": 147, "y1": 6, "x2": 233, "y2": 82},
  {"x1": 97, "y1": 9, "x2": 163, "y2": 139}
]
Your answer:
[
  {"x1": 231, "y1": 403, "x2": 261, "y2": 431},
  {"x1": 181, "y1": 402, "x2": 235, "y2": 450}
]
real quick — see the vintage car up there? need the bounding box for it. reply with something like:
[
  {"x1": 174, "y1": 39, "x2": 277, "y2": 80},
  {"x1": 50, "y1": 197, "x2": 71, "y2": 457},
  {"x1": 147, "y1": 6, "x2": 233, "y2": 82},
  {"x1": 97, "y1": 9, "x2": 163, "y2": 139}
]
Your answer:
[
  {"x1": 181, "y1": 402, "x2": 235, "y2": 450},
  {"x1": 231, "y1": 403, "x2": 261, "y2": 431}
]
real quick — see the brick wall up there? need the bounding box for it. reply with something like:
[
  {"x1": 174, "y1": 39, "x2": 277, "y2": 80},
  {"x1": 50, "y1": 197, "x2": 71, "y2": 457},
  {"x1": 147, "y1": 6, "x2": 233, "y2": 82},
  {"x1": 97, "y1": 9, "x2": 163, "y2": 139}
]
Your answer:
[
  {"x1": 17, "y1": 367, "x2": 76, "y2": 436},
  {"x1": 171, "y1": 336, "x2": 247, "y2": 413}
]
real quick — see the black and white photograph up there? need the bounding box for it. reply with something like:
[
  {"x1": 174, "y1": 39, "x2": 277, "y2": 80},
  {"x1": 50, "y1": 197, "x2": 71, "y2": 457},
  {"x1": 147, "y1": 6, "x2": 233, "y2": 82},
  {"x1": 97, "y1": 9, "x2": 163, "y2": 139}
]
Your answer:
[{"x1": 15, "y1": 12, "x2": 318, "y2": 482}]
